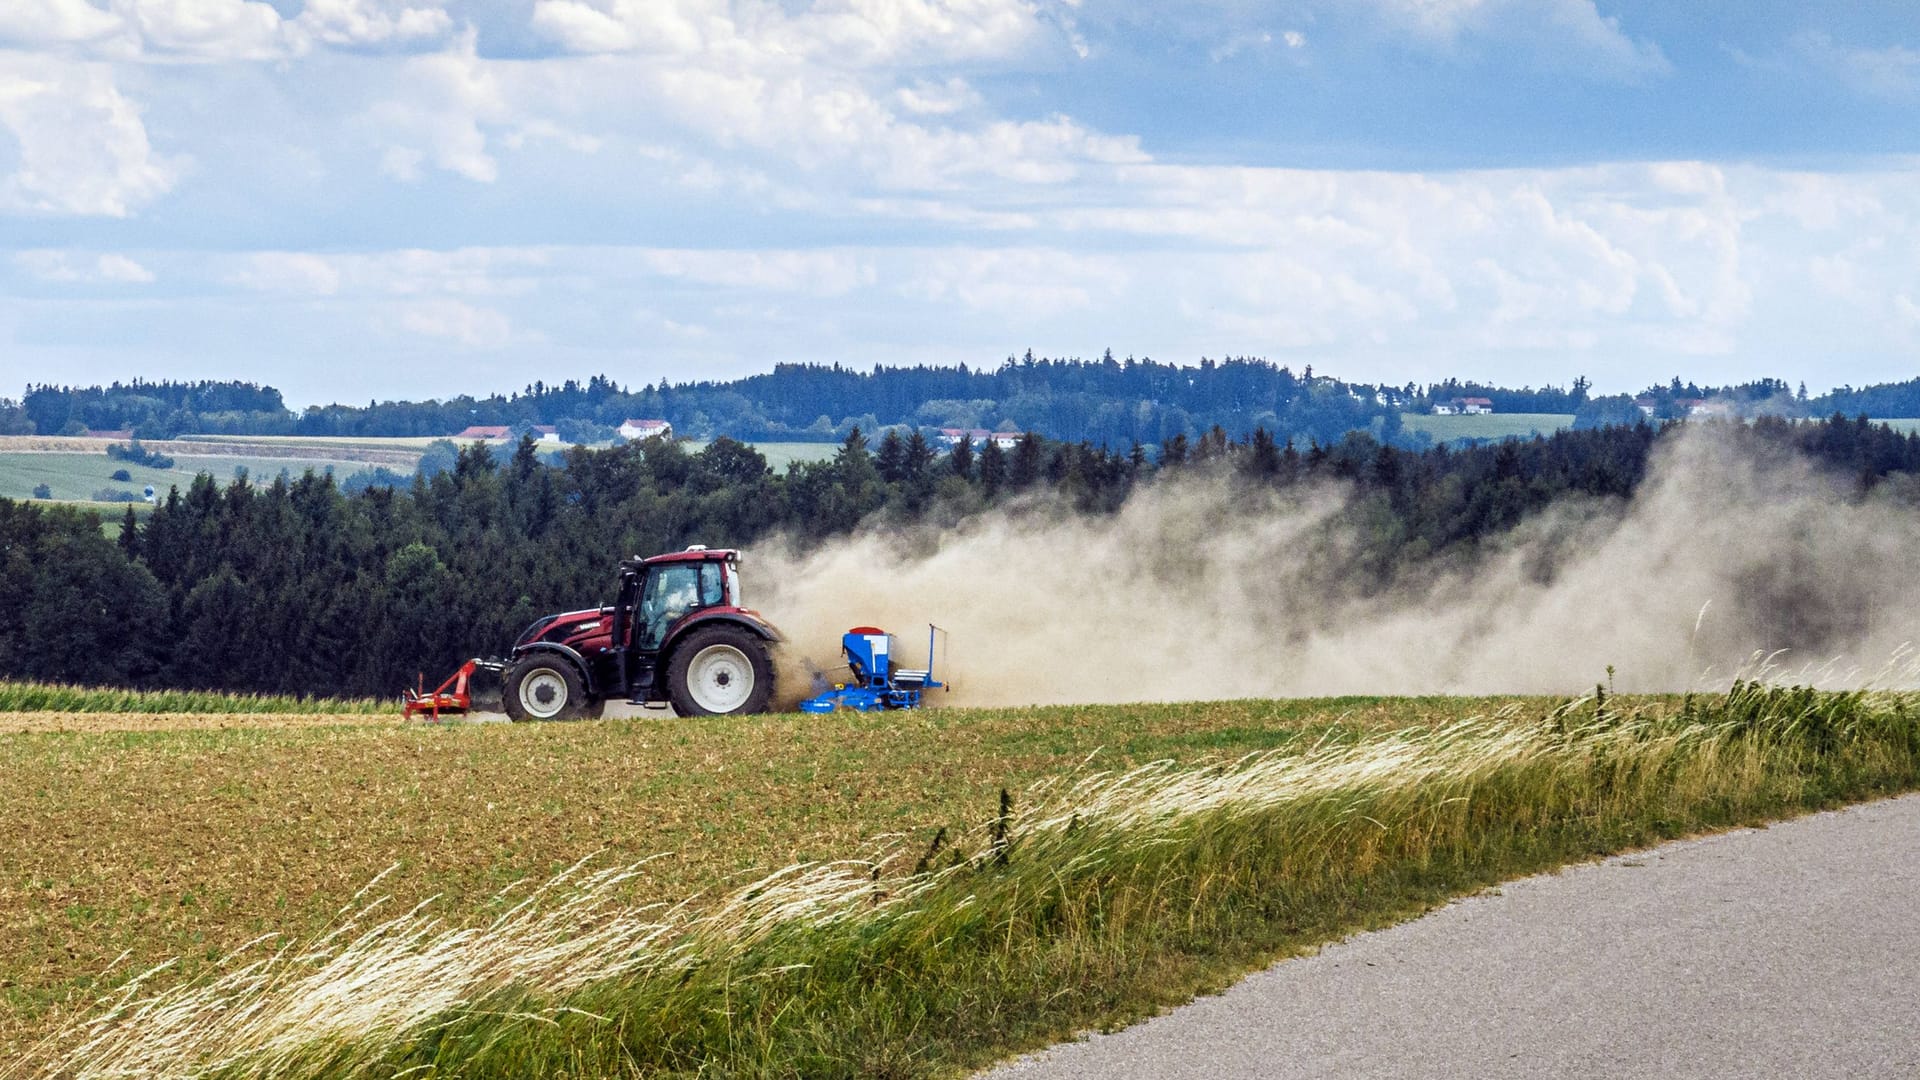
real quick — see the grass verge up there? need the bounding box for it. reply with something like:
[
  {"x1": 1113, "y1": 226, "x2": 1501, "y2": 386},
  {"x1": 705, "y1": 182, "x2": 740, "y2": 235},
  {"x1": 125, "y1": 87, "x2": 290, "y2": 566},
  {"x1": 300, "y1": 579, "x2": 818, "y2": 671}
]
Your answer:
[{"x1": 20, "y1": 684, "x2": 1919, "y2": 1079}]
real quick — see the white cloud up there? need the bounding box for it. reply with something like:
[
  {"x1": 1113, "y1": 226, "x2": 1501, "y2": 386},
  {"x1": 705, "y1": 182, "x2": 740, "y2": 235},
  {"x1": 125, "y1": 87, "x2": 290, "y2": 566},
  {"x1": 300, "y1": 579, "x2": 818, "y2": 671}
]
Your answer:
[
  {"x1": 0, "y1": 0, "x2": 455, "y2": 61},
  {"x1": 1211, "y1": 29, "x2": 1262, "y2": 61},
  {"x1": 367, "y1": 30, "x2": 506, "y2": 182},
  {"x1": 528, "y1": 0, "x2": 706, "y2": 55},
  {"x1": 24, "y1": 158, "x2": 1920, "y2": 399},
  {"x1": 14, "y1": 249, "x2": 156, "y2": 283},
  {"x1": 898, "y1": 247, "x2": 1128, "y2": 317},
  {"x1": 0, "y1": 0, "x2": 125, "y2": 48},
  {"x1": 1788, "y1": 32, "x2": 1920, "y2": 103},
  {"x1": 358, "y1": 11, "x2": 1140, "y2": 193},
  {"x1": 896, "y1": 76, "x2": 982, "y2": 115},
  {"x1": 1356, "y1": 0, "x2": 1669, "y2": 80},
  {"x1": 771, "y1": 0, "x2": 1043, "y2": 67},
  {"x1": 294, "y1": 0, "x2": 453, "y2": 48},
  {"x1": 225, "y1": 247, "x2": 552, "y2": 299},
  {"x1": 531, "y1": 0, "x2": 1042, "y2": 66},
  {"x1": 639, "y1": 249, "x2": 878, "y2": 297},
  {"x1": 0, "y1": 56, "x2": 179, "y2": 216},
  {"x1": 118, "y1": 0, "x2": 287, "y2": 61},
  {"x1": 396, "y1": 297, "x2": 513, "y2": 347},
  {"x1": 229, "y1": 251, "x2": 343, "y2": 294}
]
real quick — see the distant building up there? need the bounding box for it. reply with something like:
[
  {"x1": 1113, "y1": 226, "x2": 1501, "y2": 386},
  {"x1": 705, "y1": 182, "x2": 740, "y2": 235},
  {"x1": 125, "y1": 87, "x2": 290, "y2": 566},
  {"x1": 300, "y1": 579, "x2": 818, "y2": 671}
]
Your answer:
[
  {"x1": 530, "y1": 425, "x2": 562, "y2": 444},
  {"x1": 988, "y1": 432, "x2": 1024, "y2": 449},
  {"x1": 1634, "y1": 397, "x2": 1657, "y2": 416},
  {"x1": 619, "y1": 418, "x2": 673, "y2": 441},
  {"x1": 938, "y1": 427, "x2": 994, "y2": 447},
  {"x1": 1431, "y1": 404, "x2": 1460, "y2": 416},
  {"x1": 1452, "y1": 397, "x2": 1494, "y2": 415},
  {"x1": 454, "y1": 425, "x2": 512, "y2": 442}
]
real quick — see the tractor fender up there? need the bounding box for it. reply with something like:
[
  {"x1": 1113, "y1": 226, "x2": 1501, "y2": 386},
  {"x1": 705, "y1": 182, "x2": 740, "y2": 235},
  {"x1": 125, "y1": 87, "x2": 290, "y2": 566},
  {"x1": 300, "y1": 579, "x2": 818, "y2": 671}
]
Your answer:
[
  {"x1": 659, "y1": 610, "x2": 782, "y2": 667},
  {"x1": 509, "y1": 641, "x2": 597, "y2": 695}
]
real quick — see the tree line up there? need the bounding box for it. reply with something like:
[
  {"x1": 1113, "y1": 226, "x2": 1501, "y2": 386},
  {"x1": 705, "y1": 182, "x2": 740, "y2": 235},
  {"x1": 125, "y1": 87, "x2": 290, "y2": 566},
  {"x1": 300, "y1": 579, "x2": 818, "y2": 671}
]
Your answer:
[
  {"x1": 2, "y1": 414, "x2": 1917, "y2": 698},
  {"x1": 11, "y1": 364, "x2": 1920, "y2": 452}
]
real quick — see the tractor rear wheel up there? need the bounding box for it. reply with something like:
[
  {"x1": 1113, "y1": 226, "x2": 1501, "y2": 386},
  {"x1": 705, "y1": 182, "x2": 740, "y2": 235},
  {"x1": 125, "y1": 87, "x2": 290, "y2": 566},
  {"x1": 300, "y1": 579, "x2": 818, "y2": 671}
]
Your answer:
[
  {"x1": 666, "y1": 626, "x2": 774, "y2": 716},
  {"x1": 503, "y1": 654, "x2": 588, "y2": 722}
]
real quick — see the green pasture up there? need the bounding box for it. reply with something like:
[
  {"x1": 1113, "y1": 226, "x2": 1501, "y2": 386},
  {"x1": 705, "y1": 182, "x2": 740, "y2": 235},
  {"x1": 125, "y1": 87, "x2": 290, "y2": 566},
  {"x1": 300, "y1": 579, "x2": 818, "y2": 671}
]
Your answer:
[
  {"x1": 684, "y1": 440, "x2": 841, "y2": 471},
  {"x1": 1400, "y1": 412, "x2": 1575, "y2": 442},
  {"x1": 0, "y1": 451, "x2": 371, "y2": 503}
]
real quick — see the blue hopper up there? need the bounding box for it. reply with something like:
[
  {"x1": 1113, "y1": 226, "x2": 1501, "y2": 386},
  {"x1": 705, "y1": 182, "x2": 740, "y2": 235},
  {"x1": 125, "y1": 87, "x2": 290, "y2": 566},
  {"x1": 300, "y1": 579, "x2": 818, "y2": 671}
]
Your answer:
[{"x1": 799, "y1": 625, "x2": 947, "y2": 712}]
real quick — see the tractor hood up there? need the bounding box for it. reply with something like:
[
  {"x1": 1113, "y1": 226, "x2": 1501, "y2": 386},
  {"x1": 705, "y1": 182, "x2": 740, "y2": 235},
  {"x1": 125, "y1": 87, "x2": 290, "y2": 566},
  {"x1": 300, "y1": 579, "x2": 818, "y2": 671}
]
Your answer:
[{"x1": 515, "y1": 607, "x2": 611, "y2": 649}]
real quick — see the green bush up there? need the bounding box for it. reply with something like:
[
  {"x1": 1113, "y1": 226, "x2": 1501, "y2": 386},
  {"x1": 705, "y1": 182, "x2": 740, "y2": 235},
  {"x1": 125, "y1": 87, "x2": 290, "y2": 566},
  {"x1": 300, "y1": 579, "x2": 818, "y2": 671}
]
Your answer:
[{"x1": 105, "y1": 439, "x2": 175, "y2": 469}]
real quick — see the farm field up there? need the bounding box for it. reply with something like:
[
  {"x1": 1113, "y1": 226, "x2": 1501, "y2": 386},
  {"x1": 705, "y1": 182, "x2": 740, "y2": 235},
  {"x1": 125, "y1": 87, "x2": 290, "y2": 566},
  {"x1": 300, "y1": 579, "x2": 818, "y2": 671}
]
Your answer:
[
  {"x1": 6, "y1": 686, "x2": 1918, "y2": 1077},
  {"x1": 684, "y1": 439, "x2": 840, "y2": 470},
  {"x1": 0, "y1": 452, "x2": 375, "y2": 502},
  {"x1": 0, "y1": 438, "x2": 840, "y2": 505},
  {"x1": 0, "y1": 694, "x2": 1545, "y2": 1057},
  {"x1": 1872, "y1": 418, "x2": 1920, "y2": 434},
  {"x1": 1400, "y1": 412, "x2": 1574, "y2": 442},
  {"x1": 181, "y1": 434, "x2": 446, "y2": 450}
]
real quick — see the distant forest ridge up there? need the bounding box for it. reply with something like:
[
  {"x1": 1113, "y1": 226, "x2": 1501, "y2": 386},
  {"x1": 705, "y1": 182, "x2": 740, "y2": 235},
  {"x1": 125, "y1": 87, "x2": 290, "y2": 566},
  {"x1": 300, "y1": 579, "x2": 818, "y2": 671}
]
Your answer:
[
  {"x1": 5, "y1": 357, "x2": 1919, "y2": 450},
  {"x1": 6, "y1": 414, "x2": 1916, "y2": 697}
]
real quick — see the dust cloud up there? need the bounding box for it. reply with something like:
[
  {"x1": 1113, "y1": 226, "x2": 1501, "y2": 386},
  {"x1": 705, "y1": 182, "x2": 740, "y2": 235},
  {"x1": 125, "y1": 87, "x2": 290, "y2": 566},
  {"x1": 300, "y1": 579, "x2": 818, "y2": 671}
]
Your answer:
[{"x1": 751, "y1": 429, "x2": 1920, "y2": 706}]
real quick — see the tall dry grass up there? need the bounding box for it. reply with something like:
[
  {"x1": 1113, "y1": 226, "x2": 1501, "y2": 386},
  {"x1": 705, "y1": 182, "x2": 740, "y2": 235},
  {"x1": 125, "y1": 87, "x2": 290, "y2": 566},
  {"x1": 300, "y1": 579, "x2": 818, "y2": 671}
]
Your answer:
[{"x1": 18, "y1": 684, "x2": 1919, "y2": 1079}]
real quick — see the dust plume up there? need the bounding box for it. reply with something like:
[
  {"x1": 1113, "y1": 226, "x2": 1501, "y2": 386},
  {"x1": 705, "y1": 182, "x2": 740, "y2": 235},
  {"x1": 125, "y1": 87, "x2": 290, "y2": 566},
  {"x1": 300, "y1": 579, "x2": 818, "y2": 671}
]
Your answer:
[{"x1": 752, "y1": 428, "x2": 1920, "y2": 706}]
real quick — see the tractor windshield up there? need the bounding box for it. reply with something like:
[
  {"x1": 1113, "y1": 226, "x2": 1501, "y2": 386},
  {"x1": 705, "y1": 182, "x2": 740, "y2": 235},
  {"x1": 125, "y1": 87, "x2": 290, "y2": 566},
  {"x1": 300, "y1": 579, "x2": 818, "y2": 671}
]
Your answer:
[{"x1": 638, "y1": 564, "x2": 702, "y2": 649}]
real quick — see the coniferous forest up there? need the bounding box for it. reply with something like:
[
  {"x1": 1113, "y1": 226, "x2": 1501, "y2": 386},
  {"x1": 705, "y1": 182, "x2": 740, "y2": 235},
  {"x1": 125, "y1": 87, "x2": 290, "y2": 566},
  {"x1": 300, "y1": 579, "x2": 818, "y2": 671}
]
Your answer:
[{"x1": 3, "y1": 414, "x2": 1918, "y2": 698}]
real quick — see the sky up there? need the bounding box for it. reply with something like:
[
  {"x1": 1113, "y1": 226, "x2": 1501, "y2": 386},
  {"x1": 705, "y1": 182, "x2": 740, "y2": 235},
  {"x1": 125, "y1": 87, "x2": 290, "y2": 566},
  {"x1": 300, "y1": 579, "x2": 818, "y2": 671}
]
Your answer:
[{"x1": 0, "y1": 1, "x2": 1916, "y2": 407}]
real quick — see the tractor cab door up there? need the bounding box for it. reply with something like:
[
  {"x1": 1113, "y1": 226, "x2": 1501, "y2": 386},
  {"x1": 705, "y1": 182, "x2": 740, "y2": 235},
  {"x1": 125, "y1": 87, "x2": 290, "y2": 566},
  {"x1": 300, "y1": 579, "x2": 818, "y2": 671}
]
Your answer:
[{"x1": 635, "y1": 561, "x2": 727, "y2": 651}]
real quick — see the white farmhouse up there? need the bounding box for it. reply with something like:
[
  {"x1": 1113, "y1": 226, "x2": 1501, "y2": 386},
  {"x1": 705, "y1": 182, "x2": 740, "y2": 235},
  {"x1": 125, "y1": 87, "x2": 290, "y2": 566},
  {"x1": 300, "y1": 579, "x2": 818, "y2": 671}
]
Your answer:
[{"x1": 619, "y1": 418, "x2": 673, "y2": 441}]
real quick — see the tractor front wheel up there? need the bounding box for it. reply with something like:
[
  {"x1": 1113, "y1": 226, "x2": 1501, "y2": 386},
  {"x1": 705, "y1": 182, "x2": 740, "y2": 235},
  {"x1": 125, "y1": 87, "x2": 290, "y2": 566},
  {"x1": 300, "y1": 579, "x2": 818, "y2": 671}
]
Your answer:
[
  {"x1": 503, "y1": 654, "x2": 588, "y2": 722},
  {"x1": 666, "y1": 626, "x2": 774, "y2": 716}
]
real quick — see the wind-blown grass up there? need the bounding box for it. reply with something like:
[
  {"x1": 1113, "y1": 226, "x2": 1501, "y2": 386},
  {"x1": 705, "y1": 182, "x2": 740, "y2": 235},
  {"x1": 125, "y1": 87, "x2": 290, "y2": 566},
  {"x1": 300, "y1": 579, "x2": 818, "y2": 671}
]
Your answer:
[
  {"x1": 20, "y1": 683, "x2": 1920, "y2": 1079},
  {"x1": 0, "y1": 682, "x2": 385, "y2": 716}
]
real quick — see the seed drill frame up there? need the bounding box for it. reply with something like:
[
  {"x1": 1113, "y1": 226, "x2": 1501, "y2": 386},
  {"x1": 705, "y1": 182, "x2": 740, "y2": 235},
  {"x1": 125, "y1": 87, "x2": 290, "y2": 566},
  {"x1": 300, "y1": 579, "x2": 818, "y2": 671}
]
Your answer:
[{"x1": 798, "y1": 625, "x2": 947, "y2": 713}]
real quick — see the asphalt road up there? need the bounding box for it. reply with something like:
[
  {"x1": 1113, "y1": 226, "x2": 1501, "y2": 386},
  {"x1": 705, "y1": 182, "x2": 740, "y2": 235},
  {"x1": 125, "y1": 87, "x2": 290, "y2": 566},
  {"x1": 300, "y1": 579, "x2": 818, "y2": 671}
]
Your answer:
[{"x1": 986, "y1": 794, "x2": 1920, "y2": 1080}]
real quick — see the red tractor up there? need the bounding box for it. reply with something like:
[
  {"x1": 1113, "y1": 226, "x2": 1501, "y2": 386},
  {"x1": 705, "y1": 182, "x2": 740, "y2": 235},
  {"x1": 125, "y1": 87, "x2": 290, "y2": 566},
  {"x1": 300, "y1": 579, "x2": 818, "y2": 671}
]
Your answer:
[{"x1": 406, "y1": 546, "x2": 780, "y2": 722}]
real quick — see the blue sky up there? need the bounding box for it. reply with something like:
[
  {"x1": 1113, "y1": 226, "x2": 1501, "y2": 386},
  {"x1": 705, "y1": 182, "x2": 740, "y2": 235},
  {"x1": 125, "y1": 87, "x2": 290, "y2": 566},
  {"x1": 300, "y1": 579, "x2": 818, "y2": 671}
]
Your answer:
[{"x1": 1, "y1": 1, "x2": 1916, "y2": 407}]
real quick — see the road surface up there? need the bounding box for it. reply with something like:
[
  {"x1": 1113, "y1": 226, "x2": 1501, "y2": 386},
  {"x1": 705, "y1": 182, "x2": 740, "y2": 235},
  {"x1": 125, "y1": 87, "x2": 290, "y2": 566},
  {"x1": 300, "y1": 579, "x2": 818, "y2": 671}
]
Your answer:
[{"x1": 986, "y1": 794, "x2": 1920, "y2": 1079}]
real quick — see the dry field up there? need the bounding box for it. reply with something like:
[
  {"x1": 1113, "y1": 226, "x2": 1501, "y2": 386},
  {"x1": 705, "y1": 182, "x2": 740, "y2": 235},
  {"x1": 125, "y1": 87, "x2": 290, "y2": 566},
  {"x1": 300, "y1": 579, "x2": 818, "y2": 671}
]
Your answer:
[
  {"x1": 0, "y1": 696, "x2": 1529, "y2": 1058},
  {"x1": 0, "y1": 436, "x2": 423, "y2": 468}
]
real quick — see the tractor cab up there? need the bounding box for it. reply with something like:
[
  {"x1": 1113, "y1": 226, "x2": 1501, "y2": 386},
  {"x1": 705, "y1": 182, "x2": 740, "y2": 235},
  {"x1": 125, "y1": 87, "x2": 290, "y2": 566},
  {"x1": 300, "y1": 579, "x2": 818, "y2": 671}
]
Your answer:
[{"x1": 615, "y1": 547, "x2": 744, "y2": 652}]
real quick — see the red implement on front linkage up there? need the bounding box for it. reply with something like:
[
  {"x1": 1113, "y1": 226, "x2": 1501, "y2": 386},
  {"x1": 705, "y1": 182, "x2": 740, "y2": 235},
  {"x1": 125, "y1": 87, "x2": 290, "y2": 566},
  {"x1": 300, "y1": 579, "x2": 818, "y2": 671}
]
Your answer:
[{"x1": 403, "y1": 659, "x2": 500, "y2": 721}]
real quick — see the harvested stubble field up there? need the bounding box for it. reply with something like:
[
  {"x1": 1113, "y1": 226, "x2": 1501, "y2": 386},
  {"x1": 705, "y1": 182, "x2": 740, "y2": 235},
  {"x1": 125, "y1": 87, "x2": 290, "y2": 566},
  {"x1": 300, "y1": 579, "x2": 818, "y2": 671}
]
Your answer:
[
  {"x1": 5, "y1": 687, "x2": 1917, "y2": 1078},
  {"x1": 0, "y1": 696, "x2": 1515, "y2": 1058}
]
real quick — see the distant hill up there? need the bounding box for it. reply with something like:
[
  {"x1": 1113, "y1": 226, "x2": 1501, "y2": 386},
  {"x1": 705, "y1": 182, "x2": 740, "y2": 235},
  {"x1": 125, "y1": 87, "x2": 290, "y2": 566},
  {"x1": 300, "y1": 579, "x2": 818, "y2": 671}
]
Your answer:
[{"x1": 5, "y1": 362, "x2": 1915, "y2": 452}]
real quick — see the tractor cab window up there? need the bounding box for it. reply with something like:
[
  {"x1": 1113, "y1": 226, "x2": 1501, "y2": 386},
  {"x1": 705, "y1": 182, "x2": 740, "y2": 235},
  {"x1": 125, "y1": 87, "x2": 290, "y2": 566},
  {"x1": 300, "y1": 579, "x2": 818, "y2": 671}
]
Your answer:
[
  {"x1": 639, "y1": 564, "x2": 703, "y2": 649},
  {"x1": 699, "y1": 562, "x2": 725, "y2": 607}
]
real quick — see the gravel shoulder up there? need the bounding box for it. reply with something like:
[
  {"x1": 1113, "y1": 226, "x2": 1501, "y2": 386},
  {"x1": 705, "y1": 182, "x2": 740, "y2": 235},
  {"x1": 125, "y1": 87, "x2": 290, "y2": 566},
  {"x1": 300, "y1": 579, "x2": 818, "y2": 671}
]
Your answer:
[{"x1": 987, "y1": 794, "x2": 1920, "y2": 1080}]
